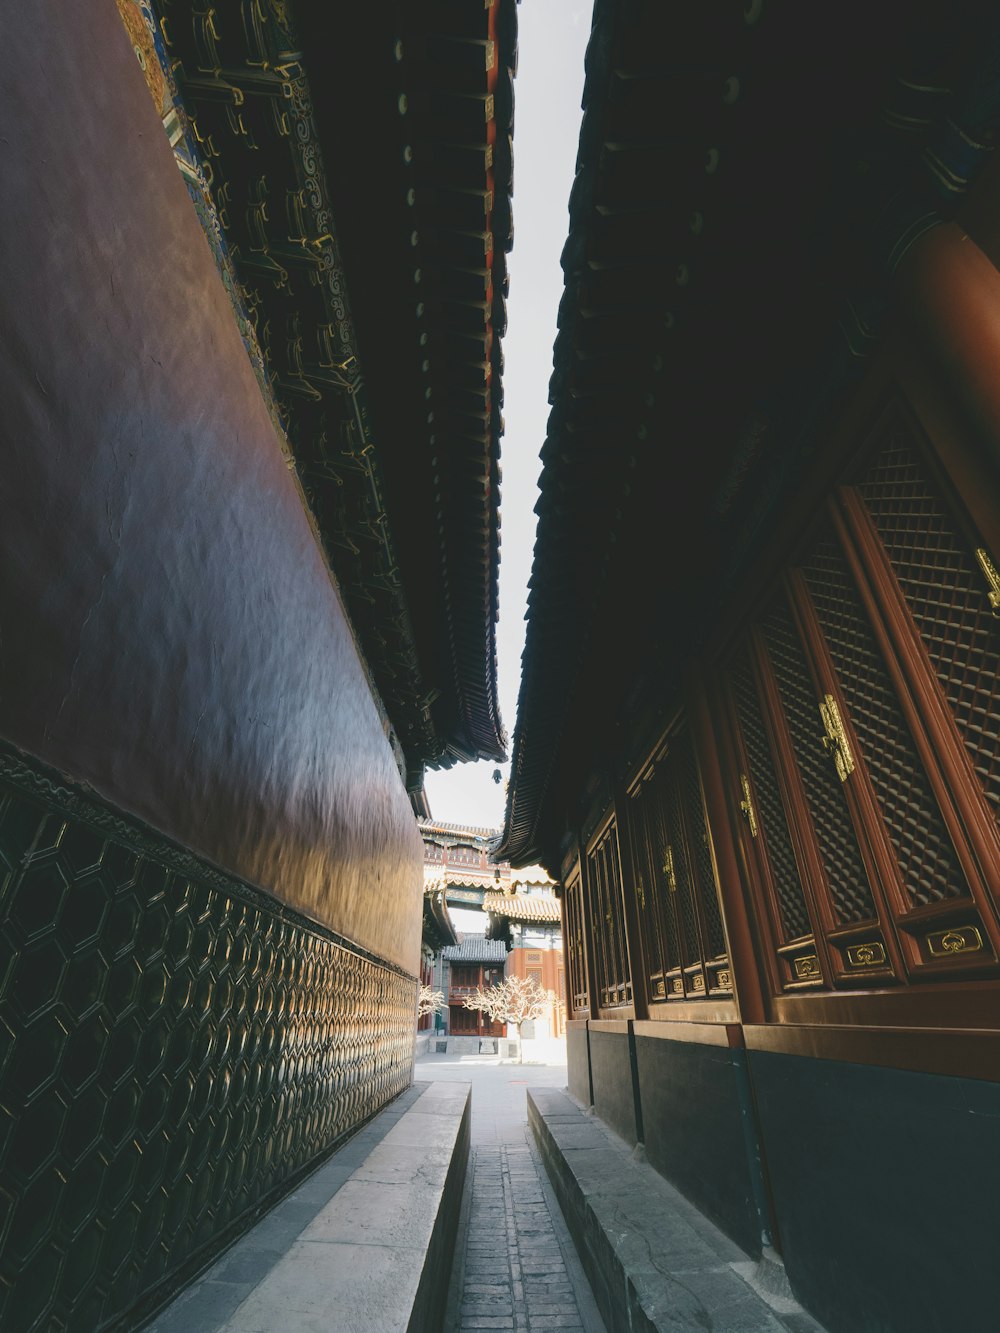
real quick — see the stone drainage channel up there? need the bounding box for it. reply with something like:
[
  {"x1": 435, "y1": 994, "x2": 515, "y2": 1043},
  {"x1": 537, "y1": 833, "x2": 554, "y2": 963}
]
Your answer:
[{"x1": 424, "y1": 1054, "x2": 606, "y2": 1333}]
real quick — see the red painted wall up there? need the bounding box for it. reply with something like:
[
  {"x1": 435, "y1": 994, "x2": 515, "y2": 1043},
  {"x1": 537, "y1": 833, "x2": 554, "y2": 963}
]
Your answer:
[{"x1": 0, "y1": 2, "x2": 423, "y2": 973}]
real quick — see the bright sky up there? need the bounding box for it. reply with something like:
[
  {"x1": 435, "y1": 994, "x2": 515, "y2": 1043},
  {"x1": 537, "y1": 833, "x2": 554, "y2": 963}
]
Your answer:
[{"x1": 424, "y1": 1, "x2": 591, "y2": 830}]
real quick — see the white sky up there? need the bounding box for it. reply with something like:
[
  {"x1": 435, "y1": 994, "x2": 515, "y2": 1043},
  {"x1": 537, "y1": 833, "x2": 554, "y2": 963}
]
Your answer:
[{"x1": 424, "y1": 0, "x2": 591, "y2": 830}]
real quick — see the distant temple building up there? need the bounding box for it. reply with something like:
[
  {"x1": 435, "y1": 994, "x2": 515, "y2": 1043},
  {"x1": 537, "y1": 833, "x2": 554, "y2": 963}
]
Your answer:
[
  {"x1": 420, "y1": 820, "x2": 565, "y2": 1045},
  {"x1": 440, "y1": 936, "x2": 508, "y2": 1040},
  {"x1": 484, "y1": 880, "x2": 565, "y2": 1038}
]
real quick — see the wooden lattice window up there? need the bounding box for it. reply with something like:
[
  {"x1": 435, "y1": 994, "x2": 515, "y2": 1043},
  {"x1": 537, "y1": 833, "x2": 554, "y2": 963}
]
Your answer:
[
  {"x1": 627, "y1": 724, "x2": 732, "y2": 1003},
  {"x1": 562, "y1": 873, "x2": 590, "y2": 1016},
  {"x1": 848, "y1": 426, "x2": 1000, "y2": 822},
  {"x1": 585, "y1": 820, "x2": 632, "y2": 1011},
  {"x1": 720, "y1": 404, "x2": 1000, "y2": 997}
]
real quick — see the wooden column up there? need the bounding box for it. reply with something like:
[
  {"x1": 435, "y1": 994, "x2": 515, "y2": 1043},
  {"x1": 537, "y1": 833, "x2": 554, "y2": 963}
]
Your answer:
[{"x1": 895, "y1": 221, "x2": 1000, "y2": 539}]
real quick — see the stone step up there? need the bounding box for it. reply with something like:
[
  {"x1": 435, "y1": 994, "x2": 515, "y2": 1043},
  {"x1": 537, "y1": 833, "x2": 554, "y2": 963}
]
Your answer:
[{"x1": 527, "y1": 1088, "x2": 826, "y2": 1333}]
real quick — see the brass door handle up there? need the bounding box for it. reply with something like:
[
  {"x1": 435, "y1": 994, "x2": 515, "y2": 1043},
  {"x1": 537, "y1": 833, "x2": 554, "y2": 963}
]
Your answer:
[
  {"x1": 662, "y1": 845, "x2": 677, "y2": 892},
  {"x1": 739, "y1": 773, "x2": 758, "y2": 838},
  {"x1": 975, "y1": 548, "x2": 1000, "y2": 618},
  {"x1": 819, "y1": 693, "x2": 854, "y2": 782}
]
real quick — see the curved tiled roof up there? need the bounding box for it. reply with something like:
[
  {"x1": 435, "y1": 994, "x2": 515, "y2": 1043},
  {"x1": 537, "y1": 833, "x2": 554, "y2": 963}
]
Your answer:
[
  {"x1": 300, "y1": 3, "x2": 516, "y2": 778},
  {"x1": 423, "y1": 888, "x2": 458, "y2": 951},
  {"x1": 161, "y1": 1, "x2": 515, "y2": 792},
  {"x1": 483, "y1": 891, "x2": 561, "y2": 923},
  {"x1": 442, "y1": 935, "x2": 509, "y2": 964},
  {"x1": 419, "y1": 819, "x2": 501, "y2": 842}
]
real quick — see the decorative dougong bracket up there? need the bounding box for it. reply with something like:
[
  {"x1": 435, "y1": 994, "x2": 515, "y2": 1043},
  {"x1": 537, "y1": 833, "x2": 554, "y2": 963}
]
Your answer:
[{"x1": 819, "y1": 692, "x2": 855, "y2": 782}]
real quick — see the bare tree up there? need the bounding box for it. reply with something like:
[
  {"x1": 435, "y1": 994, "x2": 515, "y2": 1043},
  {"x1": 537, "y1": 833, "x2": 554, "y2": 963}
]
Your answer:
[
  {"x1": 462, "y1": 975, "x2": 556, "y2": 1063},
  {"x1": 417, "y1": 983, "x2": 446, "y2": 1023}
]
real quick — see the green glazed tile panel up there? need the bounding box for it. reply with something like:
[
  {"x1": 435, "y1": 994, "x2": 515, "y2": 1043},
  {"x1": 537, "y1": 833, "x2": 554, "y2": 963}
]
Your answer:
[{"x1": 0, "y1": 748, "x2": 416, "y2": 1330}]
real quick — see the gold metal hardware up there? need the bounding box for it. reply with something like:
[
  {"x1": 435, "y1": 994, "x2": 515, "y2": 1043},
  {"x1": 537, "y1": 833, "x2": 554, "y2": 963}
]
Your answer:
[
  {"x1": 691, "y1": 974, "x2": 706, "y2": 992},
  {"x1": 670, "y1": 977, "x2": 684, "y2": 995},
  {"x1": 652, "y1": 978, "x2": 666, "y2": 999},
  {"x1": 662, "y1": 845, "x2": 677, "y2": 892},
  {"x1": 739, "y1": 773, "x2": 758, "y2": 838},
  {"x1": 975, "y1": 548, "x2": 1000, "y2": 618},
  {"x1": 819, "y1": 693, "x2": 855, "y2": 782},
  {"x1": 717, "y1": 969, "x2": 732, "y2": 989},
  {"x1": 927, "y1": 925, "x2": 984, "y2": 957},
  {"x1": 845, "y1": 941, "x2": 886, "y2": 968},
  {"x1": 793, "y1": 954, "x2": 821, "y2": 980}
]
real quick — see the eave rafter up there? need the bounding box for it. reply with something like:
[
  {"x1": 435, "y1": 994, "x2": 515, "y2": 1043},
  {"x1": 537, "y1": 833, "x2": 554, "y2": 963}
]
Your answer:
[{"x1": 137, "y1": 0, "x2": 515, "y2": 785}]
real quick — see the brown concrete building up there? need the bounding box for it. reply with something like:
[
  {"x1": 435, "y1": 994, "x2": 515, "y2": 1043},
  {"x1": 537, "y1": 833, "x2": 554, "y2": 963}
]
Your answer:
[{"x1": 0, "y1": 1, "x2": 515, "y2": 1326}]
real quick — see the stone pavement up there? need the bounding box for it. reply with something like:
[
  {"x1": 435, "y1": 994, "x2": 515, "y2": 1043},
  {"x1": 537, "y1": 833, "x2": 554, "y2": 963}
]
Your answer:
[{"x1": 415, "y1": 1052, "x2": 605, "y2": 1333}]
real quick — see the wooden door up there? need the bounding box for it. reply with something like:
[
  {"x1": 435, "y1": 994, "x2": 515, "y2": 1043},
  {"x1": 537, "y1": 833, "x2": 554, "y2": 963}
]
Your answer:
[{"x1": 718, "y1": 398, "x2": 1000, "y2": 1010}]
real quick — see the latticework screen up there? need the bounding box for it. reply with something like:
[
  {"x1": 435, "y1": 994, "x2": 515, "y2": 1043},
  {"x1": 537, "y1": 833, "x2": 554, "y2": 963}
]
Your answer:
[
  {"x1": 628, "y1": 773, "x2": 681, "y2": 997},
  {"x1": 626, "y1": 727, "x2": 732, "y2": 1003},
  {"x1": 856, "y1": 432, "x2": 1000, "y2": 819},
  {"x1": 562, "y1": 877, "x2": 590, "y2": 1015},
  {"x1": 586, "y1": 823, "x2": 632, "y2": 1010},
  {"x1": 729, "y1": 652, "x2": 813, "y2": 942},
  {"x1": 760, "y1": 594, "x2": 878, "y2": 926},
  {"x1": 802, "y1": 531, "x2": 967, "y2": 907}
]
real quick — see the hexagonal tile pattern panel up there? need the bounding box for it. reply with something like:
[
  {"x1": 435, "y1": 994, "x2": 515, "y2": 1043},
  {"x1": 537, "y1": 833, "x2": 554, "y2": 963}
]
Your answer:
[{"x1": 0, "y1": 755, "x2": 416, "y2": 1330}]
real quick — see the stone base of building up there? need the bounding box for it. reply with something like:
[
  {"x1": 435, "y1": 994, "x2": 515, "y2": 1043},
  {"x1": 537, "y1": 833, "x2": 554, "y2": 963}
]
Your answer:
[
  {"x1": 436, "y1": 1035, "x2": 499, "y2": 1056},
  {"x1": 566, "y1": 1021, "x2": 1000, "y2": 1332},
  {"x1": 527, "y1": 1086, "x2": 816, "y2": 1333}
]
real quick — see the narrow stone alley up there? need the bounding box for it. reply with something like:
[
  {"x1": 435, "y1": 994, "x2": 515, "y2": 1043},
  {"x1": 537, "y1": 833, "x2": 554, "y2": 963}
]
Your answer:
[
  {"x1": 451, "y1": 1140, "x2": 596, "y2": 1332},
  {"x1": 418, "y1": 1055, "x2": 604, "y2": 1333},
  {"x1": 423, "y1": 1052, "x2": 827, "y2": 1333},
  {"x1": 145, "y1": 1049, "x2": 833, "y2": 1331}
]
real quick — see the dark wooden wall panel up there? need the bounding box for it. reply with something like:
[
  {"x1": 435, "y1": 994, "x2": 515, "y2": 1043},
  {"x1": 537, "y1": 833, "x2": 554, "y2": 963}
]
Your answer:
[
  {"x1": 566, "y1": 1020, "x2": 593, "y2": 1109},
  {"x1": 634, "y1": 1036, "x2": 764, "y2": 1257},
  {"x1": 0, "y1": 1, "x2": 422, "y2": 971},
  {"x1": 749, "y1": 1049, "x2": 1000, "y2": 1333},
  {"x1": 588, "y1": 1026, "x2": 642, "y2": 1147}
]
